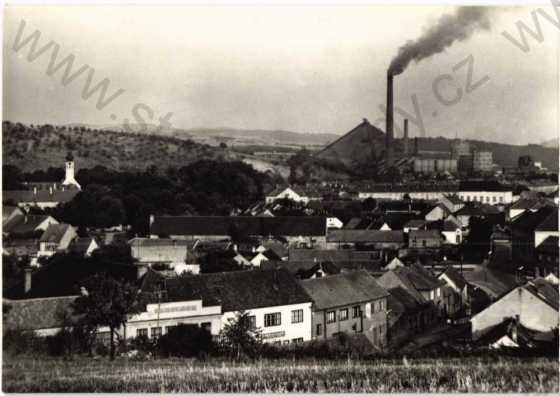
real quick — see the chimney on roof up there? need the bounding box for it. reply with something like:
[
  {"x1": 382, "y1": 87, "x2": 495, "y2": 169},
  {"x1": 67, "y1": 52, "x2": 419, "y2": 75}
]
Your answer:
[
  {"x1": 24, "y1": 267, "x2": 32, "y2": 294},
  {"x1": 385, "y1": 72, "x2": 394, "y2": 167},
  {"x1": 403, "y1": 119, "x2": 409, "y2": 157}
]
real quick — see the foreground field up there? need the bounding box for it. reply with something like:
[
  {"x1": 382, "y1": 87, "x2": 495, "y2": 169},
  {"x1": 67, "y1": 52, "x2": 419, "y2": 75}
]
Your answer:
[{"x1": 3, "y1": 355, "x2": 558, "y2": 392}]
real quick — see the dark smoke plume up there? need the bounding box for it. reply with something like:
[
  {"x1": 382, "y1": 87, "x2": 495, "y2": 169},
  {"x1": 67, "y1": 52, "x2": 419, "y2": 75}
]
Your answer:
[{"x1": 389, "y1": 7, "x2": 494, "y2": 75}]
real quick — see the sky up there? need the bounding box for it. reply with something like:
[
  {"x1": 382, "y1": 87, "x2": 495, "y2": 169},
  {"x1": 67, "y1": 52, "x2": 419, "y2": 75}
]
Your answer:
[{"x1": 2, "y1": 4, "x2": 559, "y2": 145}]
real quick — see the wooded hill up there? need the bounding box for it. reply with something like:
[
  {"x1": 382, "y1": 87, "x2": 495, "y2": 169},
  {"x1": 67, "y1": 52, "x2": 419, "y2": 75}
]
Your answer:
[{"x1": 2, "y1": 122, "x2": 235, "y2": 172}]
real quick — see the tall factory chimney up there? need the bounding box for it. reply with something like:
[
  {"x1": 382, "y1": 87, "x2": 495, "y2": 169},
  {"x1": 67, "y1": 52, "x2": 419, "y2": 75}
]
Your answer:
[
  {"x1": 414, "y1": 137, "x2": 419, "y2": 155},
  {"x1": 403, "y1": 119, "x2": 409, "y2": 157},
  {"x1": 385, "y1": 72, "x2": 394, "y2": 166}
]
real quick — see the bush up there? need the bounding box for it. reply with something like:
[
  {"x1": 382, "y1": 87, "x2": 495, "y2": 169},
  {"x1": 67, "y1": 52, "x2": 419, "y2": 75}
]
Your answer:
[
  {"x1": 3, "y1": 329, "x2": 45, "y2": 355},
  {"x1": 129, "y1": 334, "x2": 156, "y2": 353},
  {"x1": 157, "y1": 324, "x2": 213, "y2": 358},
  {"x1": 45, "y1": 329, "x2": 74, "y2": 356}
]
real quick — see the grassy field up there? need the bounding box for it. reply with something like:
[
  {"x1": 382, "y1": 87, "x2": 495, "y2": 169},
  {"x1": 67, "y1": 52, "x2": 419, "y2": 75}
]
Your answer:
[{"x1": 2, "y1": 355, "x2": 558, "y2": 392}]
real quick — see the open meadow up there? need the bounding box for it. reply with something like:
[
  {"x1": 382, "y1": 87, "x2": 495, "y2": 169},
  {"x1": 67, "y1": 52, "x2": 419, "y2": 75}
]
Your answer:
[{"x1": 2, "y1": 355, "x2": 558, "y2": 393}]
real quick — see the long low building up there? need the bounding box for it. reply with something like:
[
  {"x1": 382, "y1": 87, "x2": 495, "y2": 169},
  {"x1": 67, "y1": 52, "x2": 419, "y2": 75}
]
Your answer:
[
  {"x1": 5, "y1": 269, "x2": 315, "y2": 346},
  {"x1": 149, "y1": 216, "x2": 327, "y2": 248},
  {"x1": 357, "y1": 181, "x2": 514, "y2": 204}
]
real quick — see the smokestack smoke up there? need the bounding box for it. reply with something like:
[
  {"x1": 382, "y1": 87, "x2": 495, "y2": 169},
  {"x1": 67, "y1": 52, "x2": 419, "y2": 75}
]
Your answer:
[
  {"x1": 385, "y1": 72, "x2": 394, "y2": 166},
  {"x1": 389, "y1": 7, "x2": 494, "y2": 75}
]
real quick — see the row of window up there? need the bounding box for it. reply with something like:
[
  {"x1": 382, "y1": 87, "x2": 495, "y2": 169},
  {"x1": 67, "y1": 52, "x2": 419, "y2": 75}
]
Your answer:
[
  {"x1": 271, "y1": 338, "x2": 304, "y2": 346},
  {"x1": 261, "y1": 309, "x2": 304, "y2": 328},
  {"x1": 325, "y1": 302, "x2": 385, "y2": 324},
  {"x1": 460, "y1": 195, "x2": 504, "y2": 203},
  {"x1": 136, "y1": 322, "x2": 211, "y2": 339}
]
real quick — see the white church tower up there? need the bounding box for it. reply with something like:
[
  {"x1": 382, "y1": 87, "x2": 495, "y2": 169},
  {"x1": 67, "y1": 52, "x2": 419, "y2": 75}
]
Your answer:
[{"x1": 62, "y1": 152, "x2": 81, "y2": 190}]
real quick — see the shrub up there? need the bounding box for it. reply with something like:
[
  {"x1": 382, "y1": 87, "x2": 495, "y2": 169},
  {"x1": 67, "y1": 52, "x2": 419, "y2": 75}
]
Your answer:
[
  {"x1": 157, "y1": 324, "x2": 213, "y2": 358},
  {"x1": 3, "y1": 329, "x2": 45, "y2": 355},
  {"x1": 129, "y1": 334, "x2": 156, "y2": 353},
  {"x1": 45, "y1": 329, "x2": 74, "y2": 356}
]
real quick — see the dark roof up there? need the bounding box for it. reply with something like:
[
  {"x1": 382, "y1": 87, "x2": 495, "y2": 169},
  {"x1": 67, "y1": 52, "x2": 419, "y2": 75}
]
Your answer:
[
  {"x1": 535, "y1": 208, "x2": 558, "y2": 231},
  {"x1": 4, "y1": 215, "x2": 54, "y2": 234},
  {"x1": 386, "y1": 286, "x2": 426, "y2": 323},
  {"x1": 443, "y1": 194, "x2": 464, "y2": 205},
  {"x1": 2, "y1": 205, "x2": 21, "y2": 223},
  {"x1": 39, "y1": 224, "x2": 74, "y2": 243},
  {"x1": 463, "y1": 267, "x2": 518, "y2": 299},
  {"x1": 409, "y1": 230, "x2": 442, "y2": 240},
  {"x1": 536, "y1": 236, "x2": 558, "y2": 256},
  {"x1": 289, "y1": 249, "x2": 379, "y2": 262},
  {"x1": 299, "y1": 270, "x2": 389, "y2": 310},
  {"x1": 262, "y1": 260, "x2": 342, "y2": 278},
  {"x1": 443, "y1": 220, "x2": 461, "y2": 231},
  {"x1": 150, "y1": 216, "x2": 326, "y2": 237},
  {"x1": 455, "y1": 203, "x2": 500, "y2": 216},
  {"x1": 403, "y1": 219, "x2": 427, "y2": 228},
  {"x1": 2, "y1": 189, "x2": 78, "y2": 204},
  {"x1": 69, "y1": 237, "x2": 97, "y2": 254},
  {"x1": 440, "y1": 266, "x2": 467, "y2": 290},
  {"x1": 378, "y1": 265, "x2": 444, "y2": 302},
  {"x1": 128, "y1": 237, "x2": 195, "y2": 248},
  {"x1": 524, "y1": 278, "x2": 559, "y2": 310},
  {"x1": 458, "y1": 180, "x2": 512, "y2": 192},
  {"x1": 512, "y1": 206, "x2": 556, "y2": 232},
  {"x1": 327, "y1": 230, "x2": 404, "y2": 244},
  {"x1": 141, "y1": 269, "x2": 312, "y2": 312},
  {"x1": 510, "y1": 198, "x2": 553, "y2": 210},
  {"x1": 3, "y1": 296, "x2": 79, "y2": 331}
]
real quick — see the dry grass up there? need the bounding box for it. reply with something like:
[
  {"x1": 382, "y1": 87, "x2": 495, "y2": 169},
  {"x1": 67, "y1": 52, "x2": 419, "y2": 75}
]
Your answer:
[{"x1": 3, "y1": 355, "x2": 558, "y2": 392}]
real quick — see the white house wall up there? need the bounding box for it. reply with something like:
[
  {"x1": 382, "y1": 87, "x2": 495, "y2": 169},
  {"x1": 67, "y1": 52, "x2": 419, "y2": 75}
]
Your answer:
[
  {"x1": 221, "y1": 302, "x2": 313, "y2": 344},
  {"x1": 471, "y1": 287, "x2": 559, "y2": 340}
]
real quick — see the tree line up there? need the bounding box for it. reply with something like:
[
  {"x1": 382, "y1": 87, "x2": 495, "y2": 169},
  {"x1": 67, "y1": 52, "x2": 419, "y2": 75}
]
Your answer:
[{"x1": 3, "y1": 160, "x2": 271, "y2": 235}]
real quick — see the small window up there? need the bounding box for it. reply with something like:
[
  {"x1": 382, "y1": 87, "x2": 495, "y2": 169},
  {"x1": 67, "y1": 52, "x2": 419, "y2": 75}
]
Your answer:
[
  {"x1": 492, "y1": 196, "x2": 497, "y2": 203},
  {"x1": 430, "y1": 290, "x2": 435, "y2": 300},
  {"x1": 291, "y1": 338, "x2": 303, "y2": 344},
  {"x1": 291, "y1": 309, "x2": 303, "y2": 324},
  {"x1": 316, "y1": 323, "x2": 322, "y2": 336},
  {"x1": 137, "y1": 328, "x2": 148, "y2": 338},
  {"x1": 264, "y1": 312, "x2": 281, "y2": 327},
  {"x1": 151, "y1": 327, "x2": 162, "y2": 339},
  {"x1": 352, "y1": 305, "x2": 361, "y2": 318},
  {"x1": 499, "y1": 196, "x2": 504, "y2": 203},
  {"x1": 436, "y1": 288, "x2": 441, "y2": 298},
  {"x1": 327, "y1": 311, "x2": 336, "y2": 323},
  {"x1": 339, "y1": 308, "x2": 348, "y2": 321},
  {"x1": 201, "y1": 322, "x2": 212, "y2": 332},
  {"x1": 248, "y1": 315, "x2": 256, "y2": 330},
  {"x1": 283, "y1": 340, "x2": 290, "y2": 345}
]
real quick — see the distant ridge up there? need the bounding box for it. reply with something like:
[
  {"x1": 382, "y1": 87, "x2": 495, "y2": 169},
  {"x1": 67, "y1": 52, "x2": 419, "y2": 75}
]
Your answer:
[{"x1": 313, "y1": 119, "x2": 559, "y2": 172}]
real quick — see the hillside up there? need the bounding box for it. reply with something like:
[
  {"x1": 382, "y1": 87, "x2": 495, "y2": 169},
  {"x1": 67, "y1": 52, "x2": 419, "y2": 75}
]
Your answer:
[
  {"x1": 2, "y1": 122, "x2": 237, "y2": 172},
  {"x1": 68, "y1": 123, "x2": 338, "y2": 149}
]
